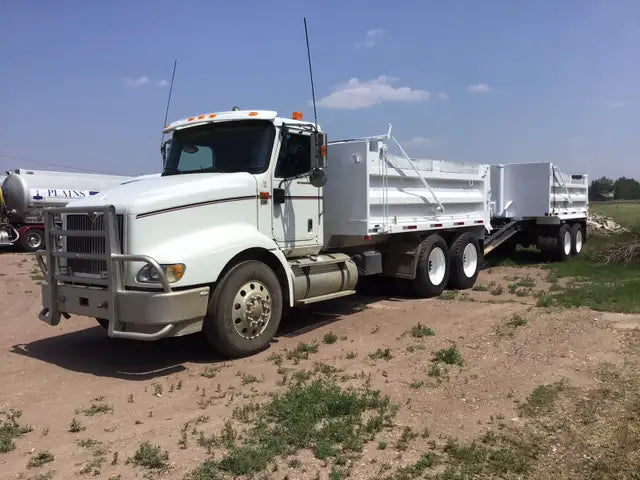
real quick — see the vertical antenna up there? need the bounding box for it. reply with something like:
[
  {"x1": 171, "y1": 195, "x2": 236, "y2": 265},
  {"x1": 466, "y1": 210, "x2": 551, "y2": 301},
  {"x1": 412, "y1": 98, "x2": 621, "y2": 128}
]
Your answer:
[
  {"x1": 161, "y1": 59, "x2": 178, "y2": 145},
  {"x1": 303, "y1": 17, "x2": 318, "y2": 131}
]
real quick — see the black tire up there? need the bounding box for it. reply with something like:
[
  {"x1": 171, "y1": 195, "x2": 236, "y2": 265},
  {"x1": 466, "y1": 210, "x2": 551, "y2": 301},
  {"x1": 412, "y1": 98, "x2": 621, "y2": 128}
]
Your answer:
[
  {"x1": 204, "y1": 260, "x2": 282, "y2": 358},
  {"x1": 22, "y1": 229, "x2": 44, "y2": 253},
  {"x1": 96, "y1": 318, "x2": 109, "y2": 329},
  {"x1": 411, "y1": 234, "x2": 450, "y2": 297},
  {"x1": 448, "y1": 233, "x2": 481, "y2": 290},
  {"x1": 570, "y1": 224, "x2": 584, "y2": 256},
  {"x1": 555, "y1": 224, "x2": 572, "y2": 261}
]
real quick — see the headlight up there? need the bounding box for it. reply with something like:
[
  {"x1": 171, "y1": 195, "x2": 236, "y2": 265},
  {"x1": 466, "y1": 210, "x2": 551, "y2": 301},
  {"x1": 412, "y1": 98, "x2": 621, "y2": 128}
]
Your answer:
[{"x1": 136, "y1": 263, "x2": 185, "y2": 284}]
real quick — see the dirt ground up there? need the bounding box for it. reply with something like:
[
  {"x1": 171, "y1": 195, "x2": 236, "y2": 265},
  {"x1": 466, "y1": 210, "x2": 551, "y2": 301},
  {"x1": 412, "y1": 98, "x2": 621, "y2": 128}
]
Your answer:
[{"x1": 1, "y1": 250, "x2": 638, "y2": 479}]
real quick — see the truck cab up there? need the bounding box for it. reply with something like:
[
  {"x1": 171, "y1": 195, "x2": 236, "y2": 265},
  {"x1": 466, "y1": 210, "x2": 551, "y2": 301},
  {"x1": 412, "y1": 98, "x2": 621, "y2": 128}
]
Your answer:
[{"x1": 37, "y1": 110, "x2": 353, "y2": 357}]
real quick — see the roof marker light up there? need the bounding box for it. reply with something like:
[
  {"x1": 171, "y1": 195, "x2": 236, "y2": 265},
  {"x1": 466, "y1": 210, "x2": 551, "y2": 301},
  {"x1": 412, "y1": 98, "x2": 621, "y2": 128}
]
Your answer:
[
  {"x1": 187, "y1": 117, "x2": 195, "y2": 122},
  {"x1": 292, "y1": 111, "x2": 303, "y2": 120},
  {"x1": 248, "y1": 111, "x2": 259, "y2": 117},
  {"x1": 198, "y1": 114, "x2": 206, "y2": 120},
  {"x1": 208, "y1": 113, "x2": 216, "y2": 118}
]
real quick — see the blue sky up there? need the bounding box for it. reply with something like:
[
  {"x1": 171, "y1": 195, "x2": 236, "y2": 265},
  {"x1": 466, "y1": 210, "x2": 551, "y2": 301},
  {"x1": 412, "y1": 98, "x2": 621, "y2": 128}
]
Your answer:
[{"x1": 1, "y1": 0, "x2": 638, "y2": 179}]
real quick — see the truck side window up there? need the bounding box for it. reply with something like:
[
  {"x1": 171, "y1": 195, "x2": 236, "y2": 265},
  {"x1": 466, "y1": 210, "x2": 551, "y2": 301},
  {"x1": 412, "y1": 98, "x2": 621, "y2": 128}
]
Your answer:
[{"x1": 275, "y1": 133, "x2": 311, "y2": 178}]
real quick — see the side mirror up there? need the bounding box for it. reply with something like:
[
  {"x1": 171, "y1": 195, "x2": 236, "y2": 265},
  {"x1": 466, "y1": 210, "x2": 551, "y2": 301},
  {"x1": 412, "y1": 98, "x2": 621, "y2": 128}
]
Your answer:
[
  {"x1": 161, "y1": 139, "x2": 172, "y2": 166},
  {"x1": 309, "y1": 168, "x2": 327, "y2": 188},
  {"x1": 310, "y1": 132, "x2": 327, "y2": 170}
]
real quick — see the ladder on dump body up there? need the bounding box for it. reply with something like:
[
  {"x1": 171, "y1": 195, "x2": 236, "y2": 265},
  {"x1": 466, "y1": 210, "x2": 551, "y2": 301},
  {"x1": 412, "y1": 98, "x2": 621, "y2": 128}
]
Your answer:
[{"x1": 483, "y1": 220, "x2": 522, "y2": 256}]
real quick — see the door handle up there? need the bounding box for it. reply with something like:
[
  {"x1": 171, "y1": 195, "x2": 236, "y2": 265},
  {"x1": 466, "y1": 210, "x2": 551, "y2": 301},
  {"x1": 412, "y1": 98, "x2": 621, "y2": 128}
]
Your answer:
[{"x1": 308, "y1": 219, "x2": 313, "y2": 232}]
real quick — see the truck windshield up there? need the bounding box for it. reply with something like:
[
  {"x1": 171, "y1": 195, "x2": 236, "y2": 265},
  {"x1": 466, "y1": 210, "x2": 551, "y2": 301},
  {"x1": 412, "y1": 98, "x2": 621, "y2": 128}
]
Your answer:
[{"x1": 163, "y1": 120, "x2": 275, "y2": 176}]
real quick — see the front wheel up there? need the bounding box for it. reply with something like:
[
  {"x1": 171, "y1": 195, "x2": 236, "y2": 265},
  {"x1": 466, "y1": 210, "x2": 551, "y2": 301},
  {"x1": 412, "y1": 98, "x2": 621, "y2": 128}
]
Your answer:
[
  {"x1": 412, "y1": 234, "x2": 450, "y2": 297},
  {"x1": 204, "y1": 260, "x2": 282, "y2": 358},
  {"x1": 22, "y1": 229, "x2": 44, "y2": 253}
]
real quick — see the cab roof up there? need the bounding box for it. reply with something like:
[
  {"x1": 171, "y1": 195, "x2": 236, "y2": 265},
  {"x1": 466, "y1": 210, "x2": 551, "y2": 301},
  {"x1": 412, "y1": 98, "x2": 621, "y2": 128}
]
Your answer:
[{"x1": 163, "y1": 110, "x2": 319, "y2": 133}]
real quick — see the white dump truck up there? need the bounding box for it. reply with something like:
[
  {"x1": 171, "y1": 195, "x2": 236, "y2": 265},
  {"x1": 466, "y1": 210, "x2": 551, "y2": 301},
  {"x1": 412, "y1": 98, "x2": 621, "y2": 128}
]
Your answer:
[
  {"x1": 1, "y1": 169, "x2": 132, "y2": 251},
  {"x1": 36, "y1": 110, "x2": 587, "y2": 357}
]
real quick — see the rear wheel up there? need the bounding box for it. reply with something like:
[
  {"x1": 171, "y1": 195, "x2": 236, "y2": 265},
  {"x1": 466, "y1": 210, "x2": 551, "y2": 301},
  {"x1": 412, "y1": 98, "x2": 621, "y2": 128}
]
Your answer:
[
  {"x1": 22, "y1": 229, "x2": 44, "y2": 253},
  {"x1": 556, "y1": 224, "x2": 572, "y2": 261},
  {"x1": 448, "y1": 233, "x2": 481, "y2": 290},
  {"x1": 412, "y1": 234, "x2": 450, "y2": 297},
  {"x1": 204, "y1": 260, "x2": 282, "y2": 358},
  {"x1": 570, "y1": 224, "x2": 584, "y2": 256}
]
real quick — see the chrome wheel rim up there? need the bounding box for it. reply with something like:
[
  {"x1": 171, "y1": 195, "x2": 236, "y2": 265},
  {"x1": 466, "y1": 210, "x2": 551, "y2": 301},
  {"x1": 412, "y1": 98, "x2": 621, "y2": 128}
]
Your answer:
[
  {"x1": 428, "y1": 247, "x2": 447, "y2": 285},
  {"x1": 462, "y1": 243, "x2": 478, "y2": 278},
  {"x1": 563, "y1": 231, "x2": 571, "y2": 255},
  {"x1": 575, "y1": 229, "x2": 583, "y2": 253},
  {"x1": 26, "y1": 232, "x2": 42, "y2": 249},
  {"x1": 232, "y1": 280, "x2": 272, "y2": 339}
]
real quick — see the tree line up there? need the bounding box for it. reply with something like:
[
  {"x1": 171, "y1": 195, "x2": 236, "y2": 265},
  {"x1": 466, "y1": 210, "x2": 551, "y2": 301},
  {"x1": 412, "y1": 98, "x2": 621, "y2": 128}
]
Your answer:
[{"x1": 589, "y1": 177, "x2": 640, "y2": 201}]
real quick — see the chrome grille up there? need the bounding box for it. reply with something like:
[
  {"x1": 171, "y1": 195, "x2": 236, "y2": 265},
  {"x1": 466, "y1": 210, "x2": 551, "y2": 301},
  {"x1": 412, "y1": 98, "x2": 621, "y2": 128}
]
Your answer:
[{"x1": 66, "y1": 214, "x2": 124, "y2": 276}]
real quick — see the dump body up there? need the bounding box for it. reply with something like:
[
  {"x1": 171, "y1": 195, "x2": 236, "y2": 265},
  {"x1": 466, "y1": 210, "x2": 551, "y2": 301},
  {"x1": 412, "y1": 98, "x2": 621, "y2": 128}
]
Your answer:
[
  {"x1": 324, "y1": 138, "x2": 490, "y2": 247},
  {"x1": 490, "y1": 163, "x2": 588, "y2": 220}
]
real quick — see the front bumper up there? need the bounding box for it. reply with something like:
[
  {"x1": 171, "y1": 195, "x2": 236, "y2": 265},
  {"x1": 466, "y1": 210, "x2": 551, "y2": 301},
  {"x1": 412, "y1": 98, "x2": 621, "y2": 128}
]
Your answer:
[
  {"x1": 36, "y1": 205, "x2": 209, "y2": 341},
  {"x1": 39, "y1": 281, "x2": 209, "y2": 340}
]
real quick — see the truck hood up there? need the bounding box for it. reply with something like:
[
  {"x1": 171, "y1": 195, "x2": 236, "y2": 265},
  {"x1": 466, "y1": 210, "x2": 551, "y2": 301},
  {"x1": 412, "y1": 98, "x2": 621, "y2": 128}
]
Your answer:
[{"x1": 67, "y1": 173, "x2": 258, "y2": 216}]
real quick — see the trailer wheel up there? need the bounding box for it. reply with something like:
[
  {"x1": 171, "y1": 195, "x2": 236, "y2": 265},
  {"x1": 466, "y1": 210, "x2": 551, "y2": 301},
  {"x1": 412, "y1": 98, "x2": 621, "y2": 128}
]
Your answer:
[
  {"x1": 570, "y1": 224, "x2": 584, "y2": 256},
  {"x1": 22, "y1": 229, "x2": 44, "y2": 253},
  {"x1": 448, "y1": 233, "x2": 481, "y2": 290},
  {"x1": 555, "y1": 224, "x2": 572, "y2": 261},
  {"x1": 412, "y1": 234, "x2": 450, "y2": 297},
  {"x1": 204, "y1": 260, "x2": 282, "y2": 358}
]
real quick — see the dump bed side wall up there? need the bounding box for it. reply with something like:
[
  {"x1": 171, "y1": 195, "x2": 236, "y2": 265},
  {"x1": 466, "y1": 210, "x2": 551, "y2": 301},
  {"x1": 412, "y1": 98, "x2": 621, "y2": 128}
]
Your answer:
[
  {"x1": 325, "y1": 139, "x2": 490, "y2": 245},
  {"x1": 550, "y1": 168, "x2": 588, "y2": 220},
  {"x1": 491, "y1": 163, "x2": 551, "y2": 219}
]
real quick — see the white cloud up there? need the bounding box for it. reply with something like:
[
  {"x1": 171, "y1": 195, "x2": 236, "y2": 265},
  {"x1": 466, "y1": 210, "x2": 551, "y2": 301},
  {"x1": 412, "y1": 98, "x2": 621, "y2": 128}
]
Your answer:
[
  {"x1": 317, "y1": 76, "x2": 430, "y2": 110},
  {"x1": 468, "y1": 83, "x2": 491, "y2": 93},
  {"x1": 607, "y1": 100, "x2": 627, "y2": 108},
  {"x1": 357, "y1": 28, "x2": 385, "y2": 48},
  {"x1": 123, "y1": 76, "x2": 149, "y2": 87},
  {"x1": 403, "y1": 137, "x2": 437, "y2": 156},
  {"x1": 405, "y1": 137, "x2": 434, "y2": 148},
  {"x1": 438, "y1": 91, "x2": 449, "y2": 100},
  {"x1": 156, "y1": 79, "x2": 169, "y2": 87}
]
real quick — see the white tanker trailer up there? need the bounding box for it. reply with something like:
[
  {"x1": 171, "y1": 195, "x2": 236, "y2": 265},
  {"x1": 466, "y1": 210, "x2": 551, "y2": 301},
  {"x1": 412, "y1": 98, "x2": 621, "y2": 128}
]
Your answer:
[{"x1": 1, "y1": 169, "x2": 132, "y2": 252}]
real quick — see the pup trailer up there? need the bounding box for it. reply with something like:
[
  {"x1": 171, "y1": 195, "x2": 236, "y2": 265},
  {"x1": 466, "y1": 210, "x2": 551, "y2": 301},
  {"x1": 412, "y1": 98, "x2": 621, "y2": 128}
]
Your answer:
[{"x1": 35, "y1": 110, "x2": 587, "y2": 357}]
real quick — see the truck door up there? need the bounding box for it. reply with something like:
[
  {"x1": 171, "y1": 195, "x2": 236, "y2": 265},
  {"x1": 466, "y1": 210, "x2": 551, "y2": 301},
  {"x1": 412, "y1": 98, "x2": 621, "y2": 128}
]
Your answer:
[{"x1": 272, "y1": 131, "x2": 320, "y2": 246}]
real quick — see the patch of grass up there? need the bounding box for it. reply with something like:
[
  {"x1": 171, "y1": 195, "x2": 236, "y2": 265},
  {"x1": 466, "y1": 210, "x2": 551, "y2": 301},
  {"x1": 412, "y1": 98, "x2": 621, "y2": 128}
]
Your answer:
[
  {"x1": 515, "y1": 288, "x2": 531, "y2": 297},
  {"x1": 440, "y1": 431, "x2": 541, "y2": 478},
  {"x1": 519, "y1": 381, "x2": 566, "y2": 416},
  {"x1": 77, "y1": 403, "x2": 112, "y2": 416},
  {"x1": 490, "y1": 285, "x2": 504, "y2": 296},
  {"x1": 378, "y1": 441, "x2": 387, "y2": 450},
  {"x1": 286, "y1": 342, "x2": 319, "y2": 363},
  {"x1": 440, "y1": 290, "x2": 457, "y2": 300},
  {"x1": 369, "y1": 348, "x2": 393, "y2": 361},
  {"x1": 408, "y1": 380, "x2": 425, "y2": 389},
  {"x1": 313, "y1": 362, "x2": 340, "y2": 376},
  {"x1": 506, "y1": 314, "x2": 528, "y2": 328},
  {"x1": 128, "y1": 442, "x2": 169, "y2": 473},
  {"x1": 292, "y1": 370, "x2": 313, "y2": 383},
  {"x1": 240, "y1": 373, "x2": 259, "y2": 385},
  {"x1": 76, "y1": 438, "x2": 101, "y2": 449},
  {"x1": 428, "y1": 364, "x2": 443, "y2": 378},
  {"x1": 472, "y1": 283, "x2": 489, "y2": 291},
  {"x1": 434, "y1": 346, "x2": 463, "y2": 366},
  {"x1": 28, "y1": 471, "x2": 55, "y2": 480},
  {"x1": 411, "y1": 323, "x2": 435, "y2": 338},
  {"x1": 396, "y1": 427, "x2": 417, "y2": 451},
  {"x1": 201, "y1": 365, "x2": 221, "y2": 378},
  {"x1": 383, "y1": 452, "x2": 438, "y2": 480},
  {"x1": 536, "y1": 294, "x2": 555, "y2": 307},
  {"x1": 68, "y1": 417, "x2": 85, "y2": 433},
  {"x1": 345, "y1": 351, "x2": 357, "y2": 360},
  {"x1": 0, "y1": 409, "x2": 32, "y2": 453},
  {"x1": 406, "y1": 344, "x2": 426, "y2": 353},
  {"x1": 187, "y1": 379, "x2": 395, "y2": 477},
  {"x1": 323, "y1": 332, "x2": 338, "y2": 344},
  {"x1": 27, "y1": 451, "x2": 54, "y2": 468},
  {"x1": 152, "y1": 383, "x2": 163, "y2": 396}
]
